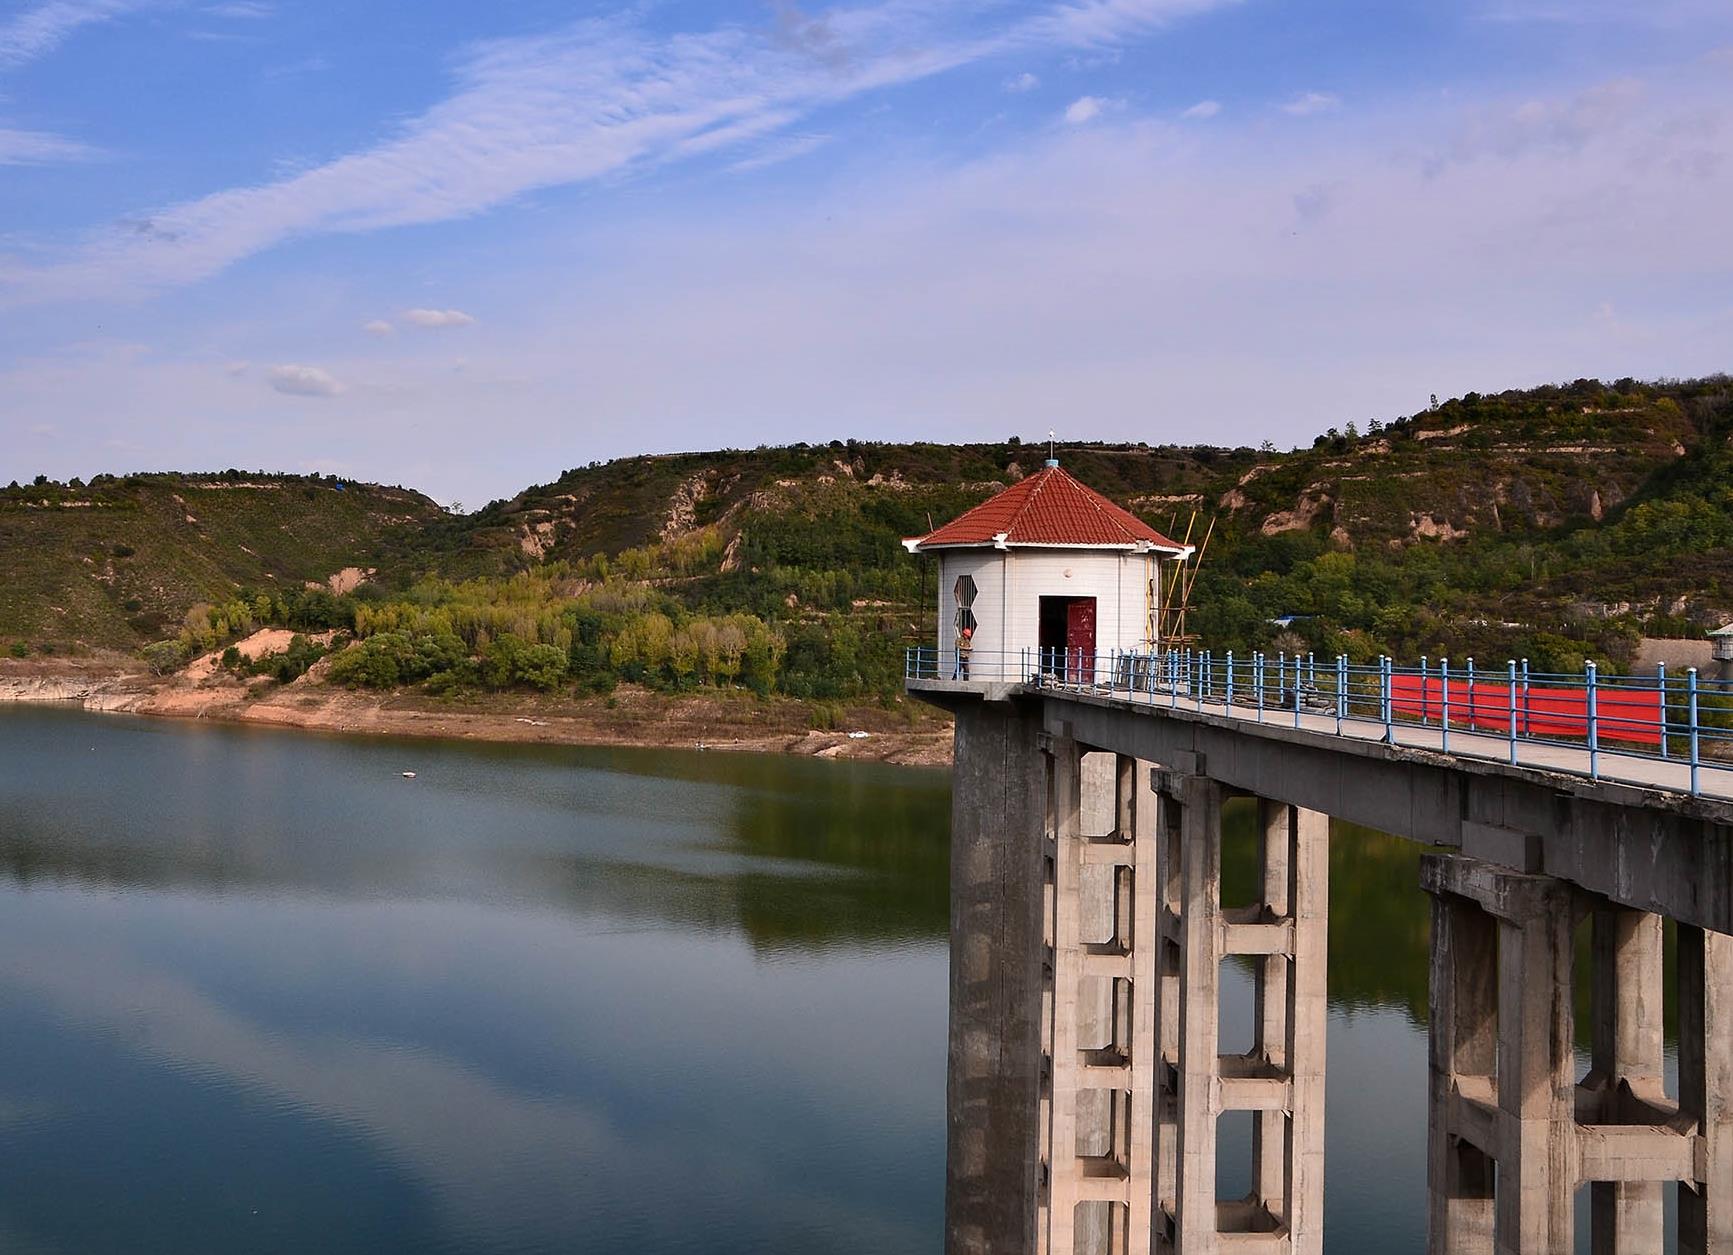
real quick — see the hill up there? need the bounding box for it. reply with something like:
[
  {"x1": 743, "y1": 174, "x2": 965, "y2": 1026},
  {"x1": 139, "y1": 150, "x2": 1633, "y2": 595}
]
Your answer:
[
  {"x1": 0, "y1": 472, "x2": 444, "y2": 649},
  {"x1": 4, "y1": 375, "x2": 1732, "y2": 707}
]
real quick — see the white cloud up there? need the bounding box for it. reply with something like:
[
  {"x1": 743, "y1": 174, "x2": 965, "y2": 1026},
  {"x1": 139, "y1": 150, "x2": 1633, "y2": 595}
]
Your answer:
[
  {"x1": 0, "y1": 0, "x2": 149, "y2": 70},
  {"x1": 267, "y1": 364, "x2": 345, "y2": 397},
  {"x1": 0, "y1": 125, "x2": 95, "y2": 164},
  {"x1": 1064, "y1": 95, "x2": 1107, "y2": 124},
  {"x1": 0, "y1": 0, "x2": 1235, "y2": 302},
  {"x1": 205, "y1": 1, "x2": 273, "y2": 16},
  {"x1": 403, "y1": 308, "x2": 476, "y2": 329},
  {"x1": 729, "y1": 132, "x2": 832, "y2": 172},
  {"x1": 1282, "y1": 91, "x2": 1341, "y2": 116},
  {"x1": 1181, "y1": 99, "x2": 1221, "y2": 119},
  {"x1": 1005, "y1": 71, "x2": 1040, "y2": 93},
  {"x1": 362, "y1": 320, "x2": 394, "y2": 336}
]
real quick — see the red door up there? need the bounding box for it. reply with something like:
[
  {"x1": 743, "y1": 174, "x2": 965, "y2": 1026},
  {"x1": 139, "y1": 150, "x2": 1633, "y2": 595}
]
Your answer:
[{"x1": 1066, "y1": 598, "x2": 1097, "y2": 682}]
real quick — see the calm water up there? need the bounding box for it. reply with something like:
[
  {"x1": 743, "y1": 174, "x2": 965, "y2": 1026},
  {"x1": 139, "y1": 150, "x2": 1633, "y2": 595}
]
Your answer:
[{"x1": 0, "y1": 707, "x2": 1455, "y2": 1252}]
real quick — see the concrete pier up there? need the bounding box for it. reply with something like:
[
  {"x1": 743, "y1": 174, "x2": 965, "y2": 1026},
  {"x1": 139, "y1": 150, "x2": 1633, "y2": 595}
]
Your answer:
[
  {"x1": 1031, "y1": 730, "x2": 1329, "y2": 1255},
  {"x1": 1423, "y1": 852, "x2": 1733, "y2": 1255},
  {"x1": 919, "y1": 682, "x2": 1733, "y2": 1255}
]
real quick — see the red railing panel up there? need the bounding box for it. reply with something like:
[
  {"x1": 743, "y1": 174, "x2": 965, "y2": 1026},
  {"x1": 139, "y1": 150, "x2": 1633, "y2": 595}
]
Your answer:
[{"x1": 1389, "y1": 676, "x2": 1662, "y2": 747}]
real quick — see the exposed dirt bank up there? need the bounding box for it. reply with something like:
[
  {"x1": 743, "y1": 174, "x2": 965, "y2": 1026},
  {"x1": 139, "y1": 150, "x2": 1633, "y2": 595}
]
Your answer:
[{"x1": 0, "y1": 656, "x2": 954, "y2": 768}]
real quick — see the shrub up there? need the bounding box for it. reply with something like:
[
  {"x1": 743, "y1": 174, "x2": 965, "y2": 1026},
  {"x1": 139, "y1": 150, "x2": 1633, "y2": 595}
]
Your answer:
[
  {"x1": 6, "y1": 641, "x2": 27, "y2": 659},
  {"x1": 141, "y1": 640, "x2": 190, "y2": 675}
]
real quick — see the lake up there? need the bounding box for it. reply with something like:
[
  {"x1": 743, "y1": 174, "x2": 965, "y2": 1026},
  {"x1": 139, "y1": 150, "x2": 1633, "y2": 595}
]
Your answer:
[{"x1": 0, "y1": 706, "x2": 1451, "y2": 1252}]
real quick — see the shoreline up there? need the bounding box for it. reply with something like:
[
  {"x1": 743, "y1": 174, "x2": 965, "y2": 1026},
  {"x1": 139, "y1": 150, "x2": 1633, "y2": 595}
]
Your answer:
[{"x1": 0, "y1": 660, "x2": 955, "y2": 768}]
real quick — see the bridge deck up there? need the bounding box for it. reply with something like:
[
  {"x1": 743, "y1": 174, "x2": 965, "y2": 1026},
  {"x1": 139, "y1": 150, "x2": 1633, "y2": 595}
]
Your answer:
[{"x1": 910, "y1": 676, "x2": 1733, "y2": 805}]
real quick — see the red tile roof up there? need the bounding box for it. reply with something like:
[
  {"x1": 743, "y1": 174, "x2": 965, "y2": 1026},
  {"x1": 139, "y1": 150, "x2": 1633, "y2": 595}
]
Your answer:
[{"x1": 907, "y1": 464, "x2": 1190, "y2": 552}]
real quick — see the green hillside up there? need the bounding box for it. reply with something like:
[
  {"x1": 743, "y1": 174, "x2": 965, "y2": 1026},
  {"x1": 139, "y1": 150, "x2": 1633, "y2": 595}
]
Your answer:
[
  {"x1": 0, "y1": 472, "x2": 444, "y2": 648},
  {"x1": 5, "y1": 375, "x2": 1732, "y2": 699}
]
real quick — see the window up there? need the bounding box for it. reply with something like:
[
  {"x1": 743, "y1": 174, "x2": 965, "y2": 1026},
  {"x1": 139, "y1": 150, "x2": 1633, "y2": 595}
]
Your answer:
[{"x1": 954, "y1": 574, "x2": 978, "y2": 632}]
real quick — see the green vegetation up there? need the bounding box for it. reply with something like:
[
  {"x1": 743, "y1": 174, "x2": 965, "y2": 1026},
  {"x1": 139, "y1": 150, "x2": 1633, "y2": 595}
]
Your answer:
[
  {"x1": 0, "y1": 471, "x2": 442, "y2": 651},
  {"x1": 6, "y1": 377, "x2": 1733, "y2": 701}
]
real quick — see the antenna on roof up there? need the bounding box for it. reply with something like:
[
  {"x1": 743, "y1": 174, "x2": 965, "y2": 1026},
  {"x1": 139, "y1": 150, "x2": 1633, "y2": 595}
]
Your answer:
[{"x1": 1046, "y1": 429, "x2": 1059, "y2": 468}]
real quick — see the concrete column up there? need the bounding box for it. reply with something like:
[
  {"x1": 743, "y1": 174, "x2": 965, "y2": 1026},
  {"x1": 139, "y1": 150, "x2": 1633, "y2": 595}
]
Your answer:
[
  {"x1": 1680, "y1": 924, "x2": 1733, "y2": 1255},
  {"x1": 1155, "y1": 789, "x2": 1184, "y2": 1253},
  {"x1": 1587, "y1": 906, "x2": 1665, "y2": 1255},
  {"x1": 1492, "y1": 883, "x2": 1576, "y2": 1255},
  {"x1": 1173, "y1": 775, "x2": 1223, "y2": 1254},
  {"x1": 1285, "y1": 805, "x2": 1329, "y2": 1255},
  {"x1": 1423, "y1": 855, "x2": 1575, "y2": 1255},
  {"x1": 1128, "y1": 760, "x2": 1162, "y2": 1254},
  {"x1": 1047, "y1": 745, "x2": 1162, "y2": 1255},
  {"x1": 946, "y1": 700, "x2": 1050, "y2": 1255},
  {"x1": 1049, "y1": 736, "x2": 1085, "y2": 1255},
  {"x1": 1426, "y1": 890, "x2": 1497, "y2": 1255},
  {"x1": 1251, "y1": 799, "x2": 1291, "y2": 1219}
]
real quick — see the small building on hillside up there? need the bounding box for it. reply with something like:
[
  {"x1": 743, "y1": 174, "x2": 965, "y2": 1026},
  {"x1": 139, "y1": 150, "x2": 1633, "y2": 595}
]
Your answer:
[
  {"x1": 903, "y1": 460, "x2": 1193, "y2": 684},
  {"x1": 1712, "y1": 623, "x2": 1733, "y2": 680}
]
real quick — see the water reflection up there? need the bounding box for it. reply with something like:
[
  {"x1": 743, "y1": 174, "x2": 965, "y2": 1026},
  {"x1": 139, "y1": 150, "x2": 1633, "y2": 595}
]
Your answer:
[{"x1": 0, "y1": 708, "x2": 949, "y2": 1254}]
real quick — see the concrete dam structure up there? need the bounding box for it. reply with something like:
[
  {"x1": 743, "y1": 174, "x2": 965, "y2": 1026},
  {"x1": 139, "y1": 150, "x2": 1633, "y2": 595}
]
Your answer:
[{"x1": 909, "y1": 674, "x2": 1733, "y2": 1255}]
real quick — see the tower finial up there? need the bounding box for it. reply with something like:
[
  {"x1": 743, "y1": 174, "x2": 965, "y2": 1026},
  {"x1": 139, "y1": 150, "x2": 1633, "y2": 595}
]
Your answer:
[{"x1": 1046, "y1": 429, "x2": 1058, "y2": 468}]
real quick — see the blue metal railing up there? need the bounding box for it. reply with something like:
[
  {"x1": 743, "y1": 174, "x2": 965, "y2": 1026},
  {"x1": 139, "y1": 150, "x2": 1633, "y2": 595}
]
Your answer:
[{"x1": 904, "y1": 644, "x2": 1733, "y2": 799}]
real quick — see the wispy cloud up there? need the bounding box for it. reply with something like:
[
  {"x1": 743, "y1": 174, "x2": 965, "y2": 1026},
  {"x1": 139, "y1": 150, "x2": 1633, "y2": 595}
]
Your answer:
[
  {"x1": 0, "y1": 0, "x2": 149, "y2": 70},
  {"x1": 1064, "y1": 95, "x2": 1109, "y2": 124},
  {"x1": 1004, "y1": 71, "x2": 1040, "y2": 93},
  {"x1": 0, "y1": 0, "x2": 1233, "y2": 302},
  {"x1": 362, "y1": 320, "x2": 394, "y2": 336},
  {"x1": 1440, "y1": 78, "x2": 1643, "y2": 166},
  {"x1": 403, "y1": 308, "x2": 476, "y2": 329},
  {"x1": 267, "y1": 364, "x2": 345, "y2": 396},
  {"x1": 729, "y1": 132, "x2": 832, "y2": 172},
  {"x1": 1281, "y1": 90, "x2": 1340, "y2": 116},
  {"x1": 205, "y1": 1, "x2": 273, "y2": 17},
  {"x1": 1180, "y1": 98, "x2": 1220, "y2": 119},
  {"x1": 0, "y1": 125, "x2": 95, "y2": 164}
]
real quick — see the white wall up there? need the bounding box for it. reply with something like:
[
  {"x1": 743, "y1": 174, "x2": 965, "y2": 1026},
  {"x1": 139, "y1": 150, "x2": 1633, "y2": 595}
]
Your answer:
[{"x1": 933, "y1": 547, "x2": 1166, "y2": 679}]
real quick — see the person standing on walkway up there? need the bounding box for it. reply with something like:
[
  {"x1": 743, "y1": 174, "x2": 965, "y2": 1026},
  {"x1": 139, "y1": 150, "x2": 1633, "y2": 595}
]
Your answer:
[{"x1": 956, "y1": 626, "x2": 973, "y2": 680}]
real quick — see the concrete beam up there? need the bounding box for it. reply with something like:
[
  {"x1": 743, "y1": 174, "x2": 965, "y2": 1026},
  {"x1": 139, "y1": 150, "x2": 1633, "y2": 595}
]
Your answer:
[{"x1": 1040, "y1": 693, "x2": 1733, "y2": 934}]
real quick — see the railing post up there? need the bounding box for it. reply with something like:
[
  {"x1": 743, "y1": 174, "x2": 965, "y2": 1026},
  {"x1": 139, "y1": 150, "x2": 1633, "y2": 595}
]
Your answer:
[
  {"x1": 1256, "y1": 651, "x2": 1265, "y2": 720},
  {"x1": 1336, "y1": 654, "x2": 1346, "y2": 734},
  {"x1": 1295, "y1": 653, "x2": 1303, "y2": 729},
  {"x1": 1308, "y1": 651, "x2": 1316, "y2": 692},
  {"x1": 1689, "y1": 667, "x2": 1700, "y2": 797},
  {"x1": 1507, "y1": 659, "x2": 1518, "y2": 765},
  {"x1": 1587, "y1": 660, "x2": 1600, "y2": 780},
  {"x1": 1227, "y1": 651, "x2": 1235, "y2": 709},
  {"x1": 1521, "y1": 657, "x2": 1531, "y2": 737},
  {"x1": 1658, "y1": 661, "x2": 1670, "y2": 760},
  {"x1": 1382, "y1": 656, "x2": 1394, "y2": 744},
  {"x1": 1420, "y1": 655, "x2": 1430, "y2": 725},
  {"x1": 1466, "y1": 657, "x2": 1476, "y2": 731},
  {"x1": 1440, "y1": 658, "x2": 1451, "y2": 753}
]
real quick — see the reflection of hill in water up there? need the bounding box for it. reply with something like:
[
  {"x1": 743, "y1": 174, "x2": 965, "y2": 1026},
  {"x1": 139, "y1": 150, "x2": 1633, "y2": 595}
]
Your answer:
[{"x1": 0, "y1": 709, "x2": 952, "y2": 955}]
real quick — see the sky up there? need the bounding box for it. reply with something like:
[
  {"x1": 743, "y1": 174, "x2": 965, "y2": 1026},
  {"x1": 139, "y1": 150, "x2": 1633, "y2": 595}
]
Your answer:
[{"x1": 2, "y1": 0, "x2": 1731, "y2": 507}]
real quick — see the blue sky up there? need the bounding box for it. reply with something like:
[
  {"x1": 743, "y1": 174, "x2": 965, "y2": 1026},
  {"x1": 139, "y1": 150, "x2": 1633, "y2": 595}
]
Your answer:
[{"x1": 3, "y1": 0, "x2": 1731, "y2": 505}]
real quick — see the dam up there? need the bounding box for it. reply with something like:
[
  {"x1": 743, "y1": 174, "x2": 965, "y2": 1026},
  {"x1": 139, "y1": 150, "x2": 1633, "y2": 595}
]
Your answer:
[{"x1": 909, "y1": 654, "x2": 1733, "y2": 1255}]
